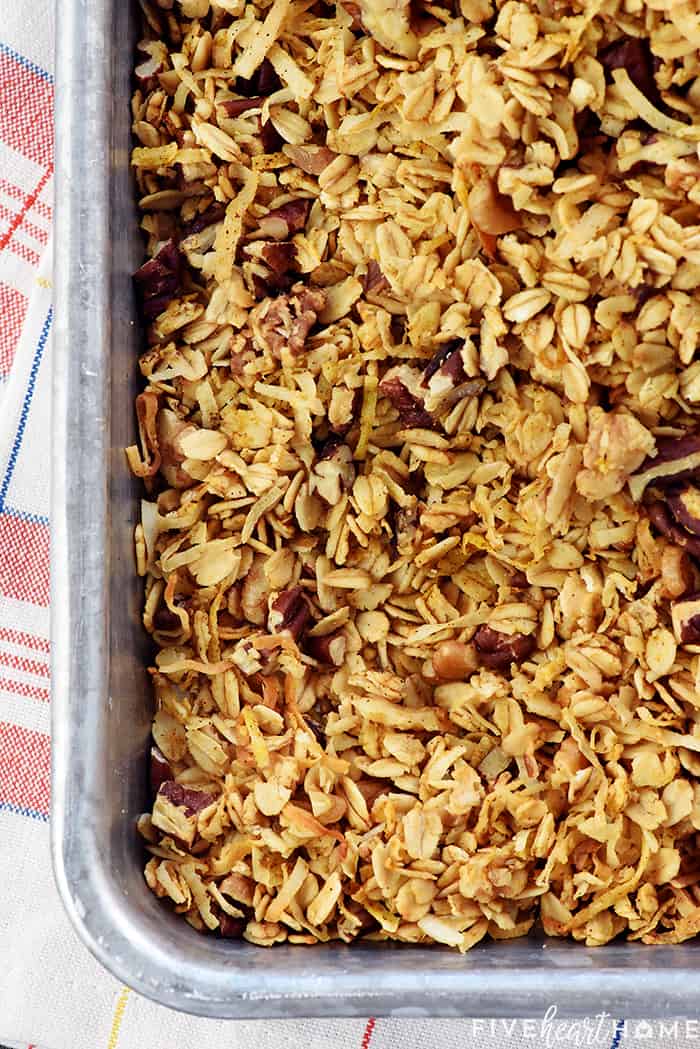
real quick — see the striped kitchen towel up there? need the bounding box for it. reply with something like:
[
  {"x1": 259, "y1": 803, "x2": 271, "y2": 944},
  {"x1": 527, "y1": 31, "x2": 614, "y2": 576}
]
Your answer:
[{"x1": 0, "y1": 2, "x2": 694, "y2": 1048}]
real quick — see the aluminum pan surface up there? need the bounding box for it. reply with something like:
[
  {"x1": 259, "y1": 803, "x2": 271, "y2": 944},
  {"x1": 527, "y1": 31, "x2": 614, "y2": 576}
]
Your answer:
[{"x1": 50, "y1": 0, "x2": 700, "y2": 1019}]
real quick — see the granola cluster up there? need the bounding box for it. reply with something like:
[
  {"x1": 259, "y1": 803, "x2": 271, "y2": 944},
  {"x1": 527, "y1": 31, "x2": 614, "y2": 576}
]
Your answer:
[{"x1": 129, "y1": 0, "x2": 700, "y2": 950}]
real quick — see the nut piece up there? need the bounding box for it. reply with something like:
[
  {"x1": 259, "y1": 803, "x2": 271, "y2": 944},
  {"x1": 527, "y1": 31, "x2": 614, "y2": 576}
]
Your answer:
[
  {"x1": 305, "y1": 632, "x2": 347, "y2": 665},
  {"x1": 474, "y1": 625, "x2": 536, "y2": 670},
  {"x1": 133, "y1": 239, "x2": 182, "y2": 320},
  {"x1": 671, "y1": 592, "x2": 700, "y2": 645},
  {"x1": 259, "y1": 199, "x2": 310, "y2": 240},
  {"x1": 380, "y1": 365, "x2": 433, "y2": 429},
  {"x1": 268, "y1": 586, "x2": 311, "y2": 641},
  {"x1": 629, "y1": 432, "x2": 700, "y2": 502},
  {"x1": 219, "y1": 914, "x2": 247, "y2": 938},
  {"x1": 181, "y1": 202, "x2": 227, "y2": 239},
  {"x1": 647, "y1": 501, "x2": 700, "y2": 559},
  {"x1": 158, "y1": 781, "x2": 217, "y2": 815},
  {"x1": 432, "y1": 640, "x2": 479, "y2": 680},
  {"x1": 150, "y1": 745, "x2": 173, "y2": 795},
  {"x1": 311, "y1": 441, "x2": 356, "y2": 505},
  {"x1": 220, "y1": 96, "x2": 265, "y2": 117},
  {"x1": 253, "y1": 285, "x2": 327, "y2": 357},
  {"x1": 668, "y1": 485, "x2": 700, "y2": 538},
  {"x1": 362, "y1": 260, "x2": 390, "y2": 297},
  {"x1": 284, "y1": 144, "x2": 337, "y2": 174},
  {"x1": 135, "y1": 39, "x2": 168, "y2": 81},
  {"x1": 599, "y1": 36, "x2": 660, "y2": 107},
  {"x1": 421, "y1": 343, "x2": 484, "y2": 414}
]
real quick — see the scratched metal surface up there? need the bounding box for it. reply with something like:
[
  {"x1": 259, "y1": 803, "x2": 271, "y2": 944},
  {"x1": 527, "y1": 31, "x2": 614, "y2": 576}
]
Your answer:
[{"x1": 50, "y1": 0, "x2": 700, "y2": 1021}]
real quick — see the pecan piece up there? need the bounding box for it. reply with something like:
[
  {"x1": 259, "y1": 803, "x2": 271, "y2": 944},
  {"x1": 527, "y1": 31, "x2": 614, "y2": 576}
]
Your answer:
[
  {"x1": 260, "y1": 241, "x2": 298, "y2": 276},
  {"x1": 254, "y1": 285, "x2": 327, "y2": 357},
  {"x1": 268, "y1": 586, "x2": 311, "y2": 641},
  {"x1": 133, "y1": 239, "x2": 182, "y2": 320},
  {"x1": 671, "y1": 592, "x2": 700, "y2": 645},
  {"x1": 474, "y1": 625, "x2": 536, "y2": 671},
  {"x1": 135, "y1": 40, "x2": 168, "y2": 82},
  {"x1": 630, "y1": 433, "x2": 700, "y2": 502},
  {"x1": 305, "y1": 632, "x2": 347, "y2": 666},
  {"x1": 158, "y1": 780, "x2": 217, "y2": 816},
  {"x1": 219, "y1": 96, "x2": 265, "y2": 117},
  {"x1": 284, "y1": 144, "x2": 337, "y2": 175},
  {"x1": 260, "y1": 118, "x2": 283, "y2": 154},
  {"x1": 380, "y1": 365, "x2": 433, "y2": 429},
  {"x1": 363, "y1": 260, "x2": 390, "y2": 296},
  {"x1": 150, "y1": 746, "x2": 173, "y2": 796},
  {"x1": 311, "y1": 441, "x2": 355, "y2": 504},
  {"x1": 599, "y1": 37, "x2": 661, "y2": 108},
  {"x1": 219, "y1": 914, "x2": 248, "y2": 939},
  {"x1": 421, "y1": 342, "x2": 484, "y2": 414},
  {"x1": 648, "y1": 501, "x2": 700, "y2": 559},
  {"x1": 236, "y1": 57, "x2": 281, "y2": 98},
  {"x1": 668, "y1": 485, "x2": 700, "y2": 538},
  {"x1": 259, "y1": 199, "x2": 310, "y2": 240},
  {"x1": 152, "y1": 606, "x2": 182, "y2": 632},
  {"x1": 181, "y1": 202, "x2": 227, "y2": 238}
]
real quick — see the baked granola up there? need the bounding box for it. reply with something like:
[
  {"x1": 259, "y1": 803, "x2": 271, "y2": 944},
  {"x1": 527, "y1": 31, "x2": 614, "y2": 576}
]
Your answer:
[{"x1": 129, "y1": 0, "x2": 700, "y2": 950}]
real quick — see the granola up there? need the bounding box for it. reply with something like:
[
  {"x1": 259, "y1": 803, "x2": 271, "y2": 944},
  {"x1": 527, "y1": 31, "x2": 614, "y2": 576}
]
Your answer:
[{"x1": 129, "y1": 0, "x2": 700, "y2": 950}]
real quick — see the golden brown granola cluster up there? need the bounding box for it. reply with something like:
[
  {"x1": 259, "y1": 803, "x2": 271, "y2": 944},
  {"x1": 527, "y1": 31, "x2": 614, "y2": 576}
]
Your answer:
[{"x1": 129, "y1": 0, "x2": 700, "y2": 950}]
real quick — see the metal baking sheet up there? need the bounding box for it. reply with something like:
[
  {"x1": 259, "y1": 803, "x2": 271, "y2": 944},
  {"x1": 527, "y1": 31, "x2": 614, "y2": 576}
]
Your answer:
[{"x1": 50, "y1": 0, "x2": 700, "y2": 1019}]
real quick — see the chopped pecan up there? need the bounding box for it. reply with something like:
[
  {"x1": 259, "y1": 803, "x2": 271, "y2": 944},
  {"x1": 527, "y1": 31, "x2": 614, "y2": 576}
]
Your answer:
[
  {"x1": 218, "y1": 914, "x2": 248, "y2": 938},
  {"x1": 156, "y1": 408, "x2": 196, "y2": 489},
  {"x1": 599, "y1": 37, "x2": 661, "y2": 108},
  {"x1": 668, "y1": 485, "x2": 700, "y2": 538},
  {"x1": 261, "y1": 241, "x2": 298, "y2": 276},
  {"x1": 311, "y1": 441, "x2": 356, "y2": 504},
  {"x1": 284, "y1": 144, "x2": 337, "y2": 175},
  {"x1": 423, "y1": 342, "x2": 465, "y2": 385},
  {"x1": 380, "y1": 365, "x2": 433, "y2": 429},
  {"x1": 133, "y1": 239, "x2": 182, "y2": 320},
  {"x1": 268, "y1": 586, "x2": 311, "y2": 641},
  {"x1": 158, "y1": 780, "x2": 217, "y2": 816},
  {"x1": 305, "y1": 632, "x2": 347, "y2": 666},
  {"x1": 135, "y1": 40, "x2": 168, "y2": 82},
  {"x1": 671, "y1": 593, "x2": 700, "y2": 645},
  {"x1": 259, "y1": 199, "x2": 310, "y2": 240},
  {"x1": 421, "y1": 342, "x2": 484, "y2": 414},
  {"x1": 132, "y1": 391, "x2": 162, "y2": 478},
  {"x1": 630, "y1": 432, "x2": 700, "y2": 502},
  {"x1": 260, "y1": 118, "x2": 283, "y2": 154},
  {"x1": 363, "y1": 260, "x2": 390, "y2": 296},
  {"x1": 152, "y1": 606, "x2": 182, "y2": 632},
  {"x1": 474, "y1": 625, "x2": 536, "y2": 671},
  {"x1": 648, "y1": 500, "x2": 700, "y2": 558},
  {"x1": 236, "y1": 57, "x2": 281, "y2": 98},
  {"x1": 254, "y1": 285, "x2": 327, "y2": 357},
  {"x1": 181, "y1": 202, "x2": 227, "y2": 238},
  {"x1": 219, "y1": 96, "x2": 265, "y2": 117},
  {"x1": 395, "y1": 505, "x2": 419, "y2": 556},
  {"x1": 304, "y1": 714, "x2": 327, "y2": 746},
  {"x1": 150, "y1": 746, "x2": 173, "y2": 796}
]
